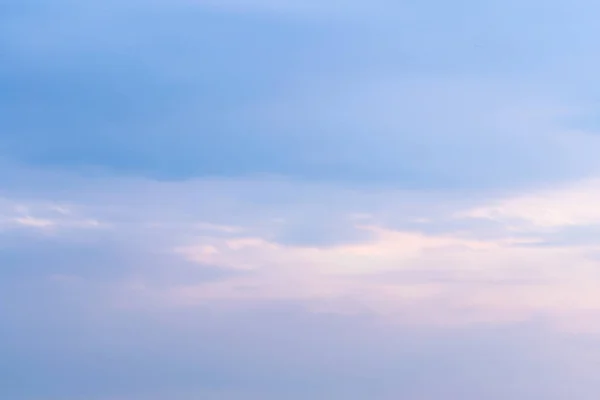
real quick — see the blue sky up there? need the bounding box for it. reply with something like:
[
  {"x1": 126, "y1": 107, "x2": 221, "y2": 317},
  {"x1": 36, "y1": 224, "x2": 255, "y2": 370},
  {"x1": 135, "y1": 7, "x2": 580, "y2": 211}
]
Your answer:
[{"x1": 4, "y1": 1, "x2": 600, "y2": 399}]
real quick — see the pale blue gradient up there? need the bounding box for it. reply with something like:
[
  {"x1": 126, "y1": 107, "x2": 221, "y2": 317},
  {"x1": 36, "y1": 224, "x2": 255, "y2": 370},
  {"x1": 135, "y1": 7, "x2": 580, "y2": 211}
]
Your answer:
[
  {"x1": 4, "y1": 1, "x2": 600, "y2": 399},
  {"x1": 3, "y1": 0, "x2": 600, "y2": 187}
]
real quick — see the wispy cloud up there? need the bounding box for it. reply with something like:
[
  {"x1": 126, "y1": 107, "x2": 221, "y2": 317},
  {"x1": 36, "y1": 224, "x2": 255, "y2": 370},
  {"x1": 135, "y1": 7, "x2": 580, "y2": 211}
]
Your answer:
[{"x1": 3, "y1": 172, "x2": 600, "y2": 331}]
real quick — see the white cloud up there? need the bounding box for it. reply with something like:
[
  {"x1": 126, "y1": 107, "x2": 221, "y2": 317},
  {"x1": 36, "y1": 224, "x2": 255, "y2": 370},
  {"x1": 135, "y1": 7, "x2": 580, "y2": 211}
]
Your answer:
[
  {"x1": 7, "y1": 172, "x2": 600, "y2": 331},
  {"x1": 13, "y1": 215, "x2": 55, "y2": 228},
  {"x1": 461, "y1": 178, "x2": 600, "y2": 229},
  {"x1": 0, "y1": 198, "x2": 106, "y2": 232},
  {"x1": 167, "y1": 218, "x2": 600, "y2": 328}
]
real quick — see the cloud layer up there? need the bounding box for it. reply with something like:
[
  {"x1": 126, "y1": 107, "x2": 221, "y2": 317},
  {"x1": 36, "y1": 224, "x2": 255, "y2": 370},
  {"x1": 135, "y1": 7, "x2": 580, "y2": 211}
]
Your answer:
[{"x1": 5, "y1": 0, "x2": 600, "y2": 399}]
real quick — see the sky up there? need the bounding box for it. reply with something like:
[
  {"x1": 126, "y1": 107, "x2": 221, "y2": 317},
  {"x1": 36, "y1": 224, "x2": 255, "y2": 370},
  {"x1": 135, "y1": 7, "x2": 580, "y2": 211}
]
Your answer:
[{"x1": 4, "y1": 0, "x2": 600, "y2": 399}]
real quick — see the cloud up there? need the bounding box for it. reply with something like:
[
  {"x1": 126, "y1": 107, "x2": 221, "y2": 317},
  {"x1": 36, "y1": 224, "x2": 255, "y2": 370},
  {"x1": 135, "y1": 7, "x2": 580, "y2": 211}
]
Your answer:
[
  {"x1": 0, "y1": 197, "x2": 104, "y2": 233},
  {"x1": 462, "y1": 178, "x2": 600, "y2": 229},
  {"x1": 3, "y1": 167, "x2": 600, "y2": 398},
  {"x1": 7, "y1": 1, "x2": 600, "y2": 398},
  {"x1": 168, "y1": 223, "x2": 600, "y2": 327},
  {"x1": 3, "y1": 0, "x2": 600, "y2": 189},
  {"x1": 2, "y1": 170, "x2": 600, "y2": 329}
]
